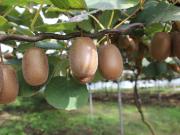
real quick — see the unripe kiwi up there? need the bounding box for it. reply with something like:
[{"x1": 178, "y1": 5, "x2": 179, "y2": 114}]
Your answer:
[
  {"x1": 22, "y1": 47, "x2": 49, "y2": 86},
  {"x1": 172, "y1": 32, "x2": 180, "y2": 59},
  {"x1": 0, "y1": 64, "x2": 19, "y2": 104},
  {"x1": 98, "y1": 44, "x2": 123, "y2": 80},
  {"x1": 150, "y1": 32, "x2": 171, "y2": 61},
  {"x1": 69, "y1": 37, "x2": 98, "y2": 83}
]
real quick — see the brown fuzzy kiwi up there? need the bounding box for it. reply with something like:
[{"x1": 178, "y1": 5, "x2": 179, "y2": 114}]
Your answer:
[
  {"x1": 4, "y1": 53, "x2": 14, "y2": 60},
  {"x1": 115, "y1": 35, "x2": 137, "y2": 50},
  {"x1": 168, "y1": 63, "x2": 180, "y2": 73},
  {"x1": 76, "y1": 76, "x2": 94, "y2": 84},
  {"x1": 69, "y1": 37, "x2": 98, "y2": 83},
  {"x1": 119, "y1": 35, "x2": 134, "y2": 49},
  {"x1": 169, "y1": 32, "x2": 176, "y2": 57},
  {"x1": 22, "y1": 47, "x2": 49, "y2": 86},
  {"x1": 98, "y1": 44, "x2": 123, "y2": 80},
  {"x1": 0, "y1": 66, "x2": 3, "y2": 93},
  {"x1": 174, "y1": 21, "x2": 180, "y2": 31},
  {"x1": 150, "y1": 32, "x2": 171, "y2": 61},
  {"x1": 0, "y1": 64, "x2": 19, "y2": 104},
  {"x1": 172, "y1": 32, "x2": 180, "y2": 59}
]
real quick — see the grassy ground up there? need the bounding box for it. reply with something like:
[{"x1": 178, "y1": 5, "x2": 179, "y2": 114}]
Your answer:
[{"x1": 0, "y1": 98, "x2": 180, "y2": 135}]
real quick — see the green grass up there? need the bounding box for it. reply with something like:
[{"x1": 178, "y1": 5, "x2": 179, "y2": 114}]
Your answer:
[{"x1": 0, "y1": 99, "x2": 180, "y2": 135}]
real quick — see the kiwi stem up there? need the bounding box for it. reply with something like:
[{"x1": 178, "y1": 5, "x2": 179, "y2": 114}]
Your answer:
[
  {"x1": 89, "y1": 14, "x2": 105, "y2": 30},
  {"x1": 113, "y1": 3, "x2": 142, "y2": 29},
  {"x1": 66, "y1": 67, "x2": 71, "y2": 80},
  {"x1": 0, "y1": 44, "x2": 4, "y2": 64},
  {"x1": 134, "y1": 73, "x2": 156, "y2": 135},
  {"x1": 162, "y1": 23, "x2": 168, "y2": 32},
  {"x1": 97, "y1": 36, "x2": 106, "y2": 45},
  {"x1": 106, "y1": 34, "x2": 111, "y2": 45},
  {"x1": 107, "y1": 10, "x2": 115, "y2": 29},
  {"x1": 30, "y1": 0, "x2": 44, "y2": 32}
]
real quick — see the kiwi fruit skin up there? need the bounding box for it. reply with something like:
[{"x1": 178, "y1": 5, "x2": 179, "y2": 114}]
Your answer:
[
  {"x1": 4, "y1": 53, "x2": 14, "y2": 60},
  {"x1": 168, "y1": 63, "x2": 180, "y2": 73},
  {"x1": 98, "y1": 44, "x2": 123, "y2": 80},
  {"x1": 118, "y1": 35, "x2": 133, "y2": 49},
  {"x1": 0, "y1": 64, "x2": 19, "y2": 104},
  {"x1": 170, "y1": 32, "x2": 176, "y2": 57},
  {"x1": 174, "y1": 21, "x2": 180, "y2": 31},
  {"x1": 76, "y1": 76, "x2": 94, "y2": 84},
  {"x1": 0, "y1": 66, "x2": 3, "y2": 93},
  {"x1": 172, "y1": 32, "x2": 180, "y2": 59},
  {"x1": 69, "y1": 37, "x2": 98, "y2": 81},
  {"x1": 22, "y1": 47, "x2": 49, "y2": 86},
  {"x1": 150, "y1": 32, "x2": 171, "y2": 61}
]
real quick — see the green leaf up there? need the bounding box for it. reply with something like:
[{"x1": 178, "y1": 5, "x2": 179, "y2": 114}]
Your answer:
[
  {"x1": 0, "y1": 16, "x2": 10, "y2": 30},
  {"x1": 95, "y1": 10, "x2": 120, "y2": 30},
  {"x1": 50, "y1": 0, "x2": 87, "y2": 10},
  {"x1": 17, "y1": 41, "x2": 66, "y2": 52},
  {"x1": 33, "y1": 0, "x2": 52, "y2": 4},
  {"x1": 0, "y1": 0, "x2": 51, "y2": 6},
  {"x1": 18, "y1": 9, "x2": 43, "y2": 27},
  {"x1": 135, "y1": 1, "x2": 180, "y2": 25},
  {"x1": 48, "y1": 56, "x2": 69, "y2": 77},
  {"x1": 17, "y1": 43, "x2": 33, "y2": 53},
  {"x1": 143, "y1": 62, "x2": 168, "y2": 78},
  {"x1": 92, "y1": 69, "x2": 104, "y2": 82},
  {"x1": 36, "y1": 22, "x2": 77, "y2": 32},
  {"x1": 145, "y1": 23, "x2": 164, "y2": 37},
  {"x1": 45, "y1": 77, "x2": 88, "y2": 110},
  {"x1": 85, "y1": 0, "x2": 139, "y2": 10},
  {"x1": 0, "y1": 0, "x2": 29, "y2": 6},
  {"x1": 36, "y1": 41, "x2": 66, "y2": 49},
  {"x1": 43, "y1": 7, "x2": 61, "y2": 18},
  {"x1": 78, "y1": 20, "x2": 94, "y2": 32},
  {"x1": 13, "y1": 25, "x2": 33, "y2": 35},
  {"x1": 5, "y1": 59, "x2": 21, "y2": 71},
  {"x1": 0, "y1": 5, "x2": 9, "y2": 15}
]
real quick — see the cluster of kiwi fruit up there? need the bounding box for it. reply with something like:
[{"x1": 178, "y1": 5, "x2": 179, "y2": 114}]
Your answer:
[
  {"x1": 69, "y1": 37, "x2": 124, "y2": 84},
  {"x1": 0, "y1": 47, "x2": 49, "y2": 104},
  {"x1": 0, "y1": 37, "x2": 124, "y2": 103},
  {"x1": 150, "y1": 31, "x2": 180, "y2": 61}
]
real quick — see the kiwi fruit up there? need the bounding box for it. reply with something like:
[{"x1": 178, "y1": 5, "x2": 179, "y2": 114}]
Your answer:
[
  {"x1": 169, "y1": 32, "x2": 176, "y2": 57},
  {"x1": 174, "y1": 21, "x2": 180, "y2": 31},
  {"x1": 0, "y1": 67, "x2": 3, "y2": 93},
  {"x1": 0, "y1": 64, "x2": 19, "y2": 104},
  {"x1": 4, "y1": 53, "x2": 14, "y2": 60},
  {"x1": 69, "y1": 37, "x2": 98, "y2": 84},
  {"x1": 150, "y1": 32, "x2": 171, "y2": 61},
  {"x1": 22, "y1": 47, "x2": 49, "y2": 86},
  {"x1": 98, "y1": 44, "x2": 123, "y2": 80},
  {"x1": 77, "y1": 76, "x2": 94, "y2": 84},
  {"x1": 118, "y1": 35, "x2": 132, "y2": 49},
  {"x1": 172, "y1": 32, "x2": 180, "y2": 59},
  {"x1": 168, "y1": 63, "x2": 180, "y2": 73}
]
